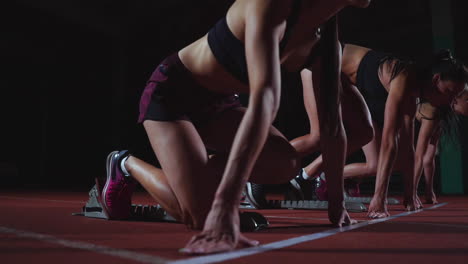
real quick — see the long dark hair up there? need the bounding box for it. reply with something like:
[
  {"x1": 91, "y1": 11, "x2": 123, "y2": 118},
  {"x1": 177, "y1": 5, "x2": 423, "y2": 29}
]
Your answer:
[
  {"x1": 431, "y1": 49, "x2": 468, "y2": 82},
  {"x1": 420, "y1": 50, "x2": 468, "y2": 144},
  {"x1": 379, "y1": 49, "x2": 467, "y2": 86},
  {"x1": 380, "y1": 49, "x2": 467, "y2": 143}
]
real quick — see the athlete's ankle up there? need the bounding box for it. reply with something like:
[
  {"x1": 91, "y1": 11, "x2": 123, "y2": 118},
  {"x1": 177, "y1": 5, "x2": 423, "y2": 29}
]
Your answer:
[{"x1": 119, "y1": 153, "x2": 132, "y2": 177}]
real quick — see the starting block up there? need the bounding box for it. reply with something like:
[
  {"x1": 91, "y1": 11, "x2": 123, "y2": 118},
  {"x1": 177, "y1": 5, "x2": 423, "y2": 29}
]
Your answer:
[
  {"x1": 241, "y1": 196, "x2": 367, "y2": 212},
  {"x1": 269, "y1": 200, "x2": 367, "y2": 212},
  {"x1": 72, "y1": 183, "x2": 109, "y2": 219},
  {"x1": 344, "y1": 194, "x2": 400, "y2": 205},
  {"x1": 239, "y1": 211, "x2": 269, "y2": 231},
  {"x1": 74, "y1": 181, "x2": 268, "y2": 232},
  {"x1": 130, "y1": 204, "x2": 176, "y2": 222}
]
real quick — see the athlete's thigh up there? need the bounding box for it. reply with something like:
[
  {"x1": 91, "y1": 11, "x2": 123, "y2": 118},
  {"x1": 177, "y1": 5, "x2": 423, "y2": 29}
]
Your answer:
[
  {"x1": 301, "y1": 69, "x2": 320, "y2": 135},
  {"x1": 143, "y1": 120, "x2": 220, "y2": 217},
  {"x1": 341, "y1": 81, "x2": 373, "y2": 135},
  {"x1": 196, "y1": 107, "x2": 286, "y2": 153},
  {"x1": 197, "y1": 107, "x2": 299, "y2": 183}
]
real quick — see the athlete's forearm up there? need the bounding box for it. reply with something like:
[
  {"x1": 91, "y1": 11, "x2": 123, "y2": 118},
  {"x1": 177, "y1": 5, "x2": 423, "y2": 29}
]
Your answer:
[
  {"x1": 374, "y1": 138, "x2": 398, "y2": 199},
  {"x1": 423, "y1": 155, "x2": 436, "y2": 193},
  {"x1": 423, "y1": 142, "x2": 438, "y2": 195},
  {"x1": 314, "y1": 16, "x2": 346, "y2": 207},
  {"x1": 413, "y1": 152, "x2": 424, "y2": 191},
  {"x1": 320, "y1": 122, "x2": 347, "y2": 204},
  {"x1": 413, "y1": 133, "x2": 428, "y2": 193},
  {"x1": 290, "y1": 134, "x2": 321, "y2": 158}
]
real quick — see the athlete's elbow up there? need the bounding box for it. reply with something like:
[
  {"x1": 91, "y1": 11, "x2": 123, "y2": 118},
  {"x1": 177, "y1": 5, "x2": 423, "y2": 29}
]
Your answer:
[
  {"x1": 251, "y1": 87, "x2": 281, "y2": 121},
  {"x1": 265, "y1": 87, "x2": 281, "y2": 117}
]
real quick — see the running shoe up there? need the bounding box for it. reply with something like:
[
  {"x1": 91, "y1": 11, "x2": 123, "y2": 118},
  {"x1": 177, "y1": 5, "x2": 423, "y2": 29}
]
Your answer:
[
  {"x1": 285, "y1": 169, "x2": 316, "y2": 200},
  {"x1": 315, "y1": 172, "x2": 328, "y2": 201},
  {"x1": 101, "y1": 150, "x2": 137, "y2": 220},
  {"x1": 245, "y1": 182, "x2": 269, "y2": 209},
  {"x1": 345, "y1": 179, "x2": 361, "y2": 197}
]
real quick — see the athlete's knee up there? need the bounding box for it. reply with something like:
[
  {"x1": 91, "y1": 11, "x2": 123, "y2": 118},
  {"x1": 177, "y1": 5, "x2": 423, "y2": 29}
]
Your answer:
[
  {"x1": 422, "y1": 154, "x2": 435, "y2": 168},
  {"x1": 254, "y1": 135, "x2": 300, "y2": 183},
  {"x1": 302, "y1": 133, "x2": 321, "y2": 153},
  {"x1": 271, "y1": 136, "x2": 301, "y2": 179},
  {"x1": 365, "y1": 162, "x2": 378, "y2": 176},
  {"x1": 345, "y1": 117, "x2": 374, "y2": 148}
]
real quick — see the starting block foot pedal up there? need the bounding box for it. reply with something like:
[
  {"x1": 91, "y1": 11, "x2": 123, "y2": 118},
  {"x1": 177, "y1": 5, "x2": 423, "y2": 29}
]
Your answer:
[
  {"x1": 344, "y1": 196, "x2": 400, "y2": 205},
  {"x1": 258, "y1": 199, "x2": 367, "y2": 212},
  {"x1": 240, "y1": 211, "x2": 269, "y2": 232},
  {"x1": 72, "y1": 179, "x2": 109, "y2": 219},
  {"x1": 344, "y1": 201, "x2": 368, "y2": 212},
  {"x1": 73, "y1": 179, "x2": 178, "y2": 222},
  {"x1": 386, "y1": 197, "x2": 400, "y2": 205},
  {"x1": 130, "y1": 204, "x2": 176, "y2": 222},
  {"x1": 75, "y1": 180, "x2": 268, "y2": 232}
]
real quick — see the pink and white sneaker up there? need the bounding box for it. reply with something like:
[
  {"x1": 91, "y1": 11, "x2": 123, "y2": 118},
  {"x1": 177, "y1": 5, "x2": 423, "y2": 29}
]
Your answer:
[
  {"x1": 345, "y1": 180, "x2": 361, "y2": 197},
  {"x1": 101, "y1": 150, "x2": 137, "y2": 220},
  {"x1": 315, "y1": 172, "x2": 328, "y2": 201}
]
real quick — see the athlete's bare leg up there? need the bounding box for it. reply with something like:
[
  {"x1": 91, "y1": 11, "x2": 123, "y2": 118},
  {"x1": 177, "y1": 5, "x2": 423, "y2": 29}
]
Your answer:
[{"x1": 423, "y1": 141, "x2": 439, "y2": 204}]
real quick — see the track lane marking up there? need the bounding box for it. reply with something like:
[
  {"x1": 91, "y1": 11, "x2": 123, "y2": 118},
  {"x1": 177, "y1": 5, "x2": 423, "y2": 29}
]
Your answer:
[
  {"x1": 0, "y1": 196, "x2": 84, "y2": 204},
  {"x1": 168, "y1": 203, "x2": 447, "y2": 264},
  {"x1": 0, "y1": 226, "x2": 168, "y2": 264},
  {"x1": 0, "y1": 195, "x2": 450, "y2": 264}
]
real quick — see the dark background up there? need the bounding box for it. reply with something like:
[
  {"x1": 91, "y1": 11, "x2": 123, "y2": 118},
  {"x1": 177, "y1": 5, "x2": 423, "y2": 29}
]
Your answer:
[{"x1": 1, "y1": 0, "x2": 467, "y2": 193}]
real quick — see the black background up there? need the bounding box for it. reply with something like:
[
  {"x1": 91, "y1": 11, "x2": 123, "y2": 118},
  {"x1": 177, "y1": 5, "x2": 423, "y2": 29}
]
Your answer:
[{"x1": 1, "y1": 0, "x2": 467, "y2": 192}]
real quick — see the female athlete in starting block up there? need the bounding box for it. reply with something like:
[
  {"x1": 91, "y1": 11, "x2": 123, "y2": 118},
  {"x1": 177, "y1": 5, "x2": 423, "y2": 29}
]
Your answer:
[
  {"x1": 288, "y1": 45, "x2": 467, "y2": 218},
  {"x1": 100, "y1": 0, "x2": 372, "y2": 254}
]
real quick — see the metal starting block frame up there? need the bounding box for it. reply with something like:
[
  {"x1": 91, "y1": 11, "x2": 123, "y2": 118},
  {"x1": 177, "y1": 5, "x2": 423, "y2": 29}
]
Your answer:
[
  {"x1": 74, "y1": 181, "x2": 268, "y2": 231},
  {"x1": 73, "y1": 182, "x2": 177, "y2": 222},
  {"x1": 72, "y1": 183, "x2": 109, "y2": 219},
  {"x1": 344, "y1": 195, "x2": 400, "y2": 205},
  {"x1": 240, "y1": 194, "x2": 367, "y2": 212},
  {"x1": 267, "y1": 200, "x2": 367, "y2": 212},
  {"x1": 240, "y1": 197, "x2": 399, "y2": 212}
]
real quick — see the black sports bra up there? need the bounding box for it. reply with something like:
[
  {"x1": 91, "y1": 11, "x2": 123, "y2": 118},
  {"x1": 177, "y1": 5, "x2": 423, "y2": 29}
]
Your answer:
[{"x1": 207, "y1": 0, "x2": 302, "y2": 84}]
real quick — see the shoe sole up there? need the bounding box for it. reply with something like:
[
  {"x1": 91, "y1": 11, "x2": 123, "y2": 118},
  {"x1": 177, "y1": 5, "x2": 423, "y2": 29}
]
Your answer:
[
  {"x1": 245, "y1": 183, "x2": 264, "y2": 209},
  {"x1": 101, "y1": 150, "x2": 119, "y2": 216},
  {"x1": 288, "y1": 179, "x2": 305, "y2": 200}
]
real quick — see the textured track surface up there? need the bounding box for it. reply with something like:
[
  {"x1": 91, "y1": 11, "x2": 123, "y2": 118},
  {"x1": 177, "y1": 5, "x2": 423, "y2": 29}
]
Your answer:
[{"x1": 1, "y1": 191, "x2": 467, "y2": 264}]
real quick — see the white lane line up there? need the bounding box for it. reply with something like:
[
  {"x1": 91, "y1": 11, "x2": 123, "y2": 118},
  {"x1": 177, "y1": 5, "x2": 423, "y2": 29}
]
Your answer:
[
  {"x1": 169, "y1": 203, "x2": 447, "y2": 264},
  {"x1": 0, "y1": 196, "x2": 84, "y2": 204},
  {"x1": 0, "y1": 226, "x2": 168, "y2": 264}
]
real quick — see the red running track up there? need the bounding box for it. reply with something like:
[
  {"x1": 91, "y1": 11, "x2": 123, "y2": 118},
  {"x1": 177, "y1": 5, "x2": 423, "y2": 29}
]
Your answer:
[{"x1": 1, "y1": 190, "x2": 467, "y2": 264}]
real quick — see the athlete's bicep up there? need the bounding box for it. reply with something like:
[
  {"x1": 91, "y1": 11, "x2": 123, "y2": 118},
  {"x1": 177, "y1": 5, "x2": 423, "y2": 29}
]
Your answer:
[
  {"x1": 382, "y1": 76, "x2": 409, "y2": 140},
  {"x1": 244, "y1": 1, "x2": 290, "y2": 102}
]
